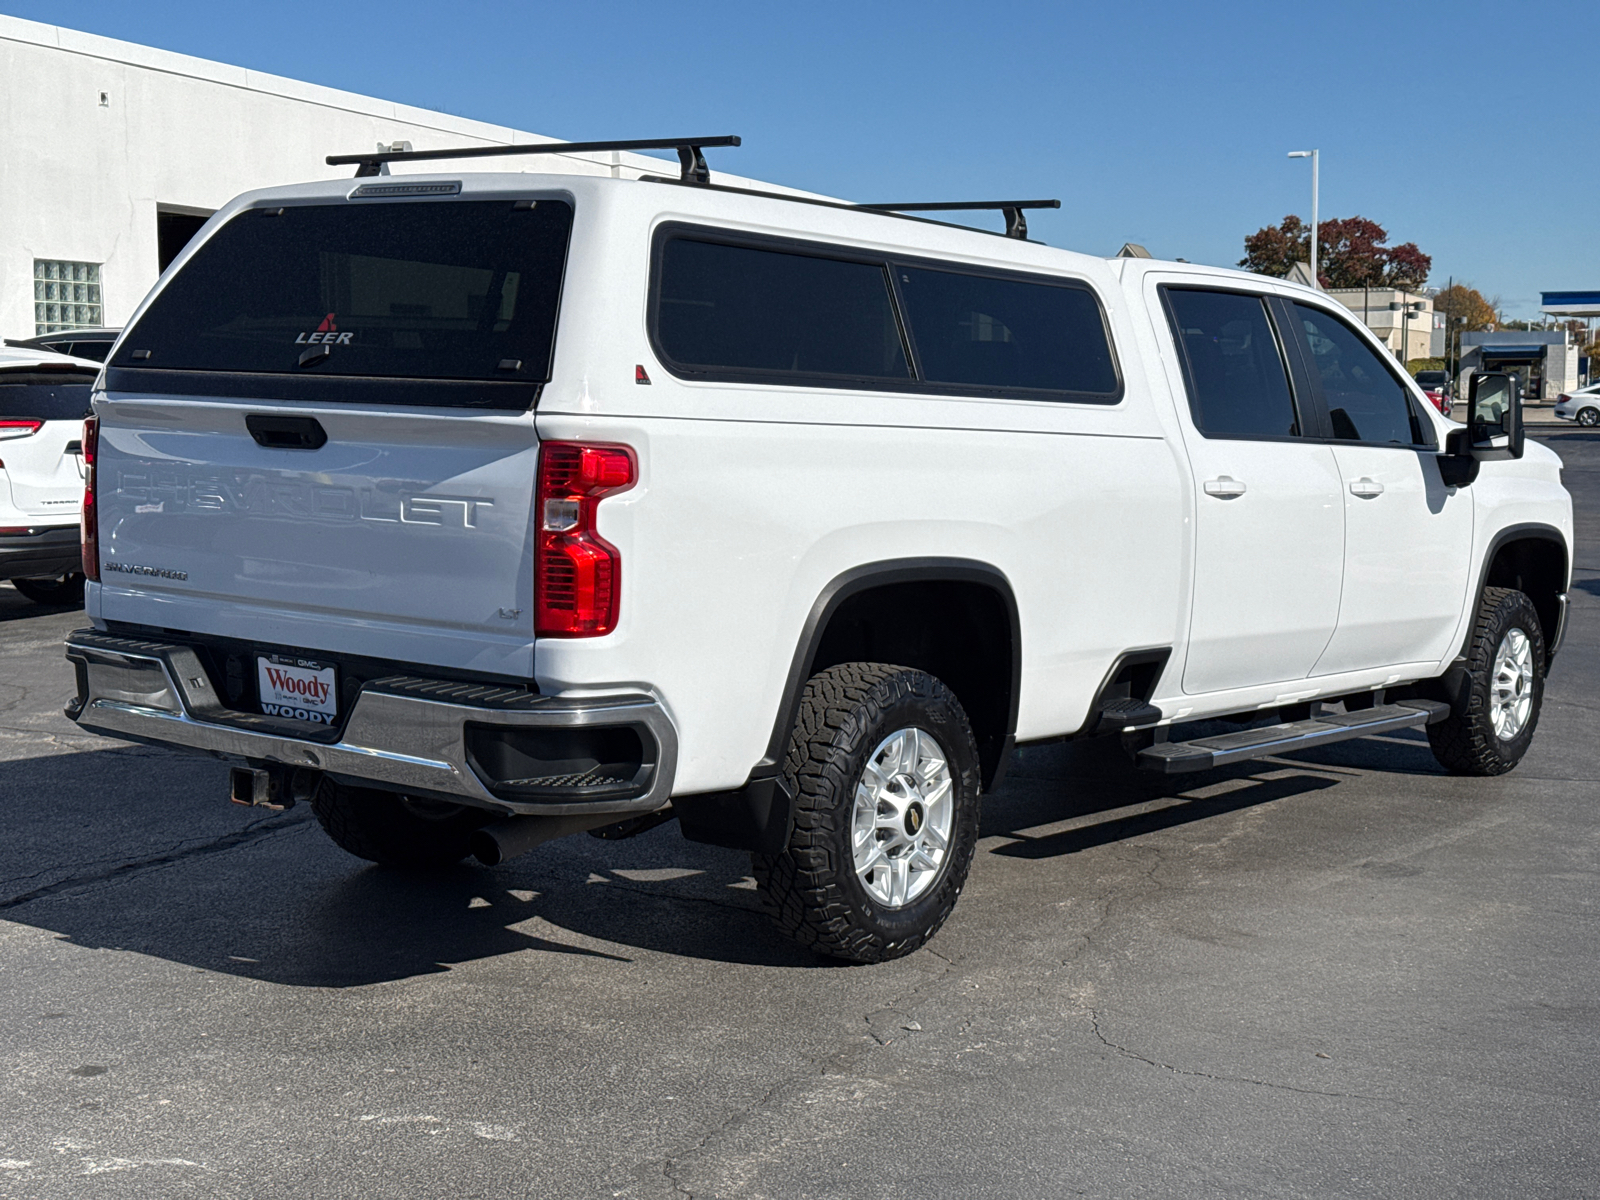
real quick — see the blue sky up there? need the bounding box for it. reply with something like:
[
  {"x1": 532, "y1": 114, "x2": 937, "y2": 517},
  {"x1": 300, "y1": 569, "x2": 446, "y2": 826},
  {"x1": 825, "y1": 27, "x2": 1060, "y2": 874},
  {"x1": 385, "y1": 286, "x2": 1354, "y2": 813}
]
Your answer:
[{"x1": 7, "y1": 0, "x2": 1592, "y2": 318}]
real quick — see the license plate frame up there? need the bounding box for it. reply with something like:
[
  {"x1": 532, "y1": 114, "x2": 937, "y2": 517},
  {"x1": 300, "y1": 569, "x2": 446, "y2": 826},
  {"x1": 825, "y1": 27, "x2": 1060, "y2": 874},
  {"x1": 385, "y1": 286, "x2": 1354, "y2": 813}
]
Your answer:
[{"x1": 256, "y1": 654, "x2": 339, "y2": 726}]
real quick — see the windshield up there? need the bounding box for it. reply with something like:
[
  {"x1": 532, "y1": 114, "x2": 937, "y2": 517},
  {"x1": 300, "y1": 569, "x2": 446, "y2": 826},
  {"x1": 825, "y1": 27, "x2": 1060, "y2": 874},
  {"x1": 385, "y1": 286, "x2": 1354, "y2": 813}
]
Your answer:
[{"x1": 111, "y1": 199, "x2": 572, "y2": 384}]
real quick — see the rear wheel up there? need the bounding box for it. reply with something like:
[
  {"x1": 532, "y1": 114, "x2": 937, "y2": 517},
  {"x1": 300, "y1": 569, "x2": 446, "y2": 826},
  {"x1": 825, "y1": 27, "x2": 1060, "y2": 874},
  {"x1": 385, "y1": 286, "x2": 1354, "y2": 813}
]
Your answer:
[
  {"x1": 1578, "y1": 407, "x2": 1600, "y2": 427},
  {"x1": 1427, "y1": 587, "x2": 1545, "y2": 776},
  {"x1": 10, "y1": 572, "x2": 85, "y2": 606},
  {"x1": 311, "y1": 780, "x2": 493, "y2": 867},
  {"x1": 753, "y1": 663, "x2": 981, "y2": 963}
]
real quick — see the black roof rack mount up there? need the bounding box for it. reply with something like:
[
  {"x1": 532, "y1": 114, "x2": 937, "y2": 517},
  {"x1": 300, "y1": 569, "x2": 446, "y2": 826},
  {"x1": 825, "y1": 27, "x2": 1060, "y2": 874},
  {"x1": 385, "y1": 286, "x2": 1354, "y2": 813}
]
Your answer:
[
  {"x1": 327, "y1": 135, "x2": 742, "y2": 181},
  {"x1": 855, "y1": 199, "x2": 1061, "y2": 240}
]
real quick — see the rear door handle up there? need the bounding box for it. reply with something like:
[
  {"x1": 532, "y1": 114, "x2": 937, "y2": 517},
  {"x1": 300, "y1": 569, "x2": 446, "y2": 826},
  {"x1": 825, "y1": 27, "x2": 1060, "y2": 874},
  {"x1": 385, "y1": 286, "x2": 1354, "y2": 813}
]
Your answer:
[
  {"x1": 1203, "y1": 476, "x2": 1247, "y2": 498},
  {"x1": 246, "y1": 414, "x2": 327, "y2": 450},
  {"x1": 1349, "y1": 477, "x2": 1384, "y2": 498}
]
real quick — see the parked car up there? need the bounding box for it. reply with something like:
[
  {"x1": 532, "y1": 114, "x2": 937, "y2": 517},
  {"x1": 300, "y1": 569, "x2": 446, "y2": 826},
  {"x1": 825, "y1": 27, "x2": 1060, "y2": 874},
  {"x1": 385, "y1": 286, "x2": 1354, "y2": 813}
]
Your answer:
[
  {"x1": 1554, "y1": 384, "x2": 1600, "y2": 427},
  {"x1": 62, "y1": 150, "x2": 1574, "y2": 963},
  {"x1": 0, "y1": 347, "x2": 97, "y2": 605},
  {"x1": 5, "y1": 328, "x2": 121, "y2": 363},
  {"x1": 1413, "y1": 369, "x2": 1453, "y2": 416}
]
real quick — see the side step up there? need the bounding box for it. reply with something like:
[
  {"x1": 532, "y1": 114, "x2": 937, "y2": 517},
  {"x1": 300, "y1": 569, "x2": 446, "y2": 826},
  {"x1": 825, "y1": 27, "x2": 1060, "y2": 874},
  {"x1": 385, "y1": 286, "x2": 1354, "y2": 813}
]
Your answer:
[
  {"x1": 1095, "y1": 697, "x2": 1164, "y2": 734},
  {"x1": 1137, "y1": 700, "x2": 1450, "y2": 775}
]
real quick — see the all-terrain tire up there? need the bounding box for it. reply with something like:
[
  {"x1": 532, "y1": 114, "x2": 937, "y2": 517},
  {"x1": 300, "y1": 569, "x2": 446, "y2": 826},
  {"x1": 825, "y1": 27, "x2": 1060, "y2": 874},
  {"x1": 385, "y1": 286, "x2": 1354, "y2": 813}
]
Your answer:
[
  {"x1": 1427, "y1": 586, "x2": 1545, "y2": 776},
  {"x1": 10, "y1": 572, "x2": 85, "y2": 607},
  {"x1": 753, "y1": 662, "x2": 981, "y2": 964},
  {"x1": 311, "y1": 780, "x2": 493, "y2": 867}
]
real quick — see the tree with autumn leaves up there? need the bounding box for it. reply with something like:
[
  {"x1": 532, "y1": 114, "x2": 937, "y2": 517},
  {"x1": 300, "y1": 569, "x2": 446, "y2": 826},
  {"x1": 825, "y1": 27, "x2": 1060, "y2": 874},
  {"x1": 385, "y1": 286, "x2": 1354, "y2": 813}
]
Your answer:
[{"x1": 1240, "y1": 215, "x2": 1431, "y2": 291}]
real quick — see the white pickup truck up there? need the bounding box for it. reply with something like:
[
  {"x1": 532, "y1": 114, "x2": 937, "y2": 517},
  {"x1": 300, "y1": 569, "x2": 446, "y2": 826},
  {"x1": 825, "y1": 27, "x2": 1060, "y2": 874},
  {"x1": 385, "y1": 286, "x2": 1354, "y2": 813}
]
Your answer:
[{"x1": 65, "y1": 143, "x2": 1573, "y2": 962}]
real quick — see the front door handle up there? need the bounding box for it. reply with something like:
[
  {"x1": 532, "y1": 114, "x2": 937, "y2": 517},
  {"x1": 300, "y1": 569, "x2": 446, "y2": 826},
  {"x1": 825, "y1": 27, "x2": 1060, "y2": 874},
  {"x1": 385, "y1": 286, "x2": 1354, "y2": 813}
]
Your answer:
[
  {"x1": 1203, "y1": 476, "x2": 1247, "y2": 498},
  {"x1": 1349, "y1": 477, "x2": 1384, "y2": 498}
]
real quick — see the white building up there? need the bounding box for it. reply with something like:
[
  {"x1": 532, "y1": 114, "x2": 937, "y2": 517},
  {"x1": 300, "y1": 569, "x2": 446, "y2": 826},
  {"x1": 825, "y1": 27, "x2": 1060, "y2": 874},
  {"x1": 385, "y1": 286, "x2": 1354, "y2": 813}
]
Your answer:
[
  {"x1": 1325, "y1": 287, "x2": 1442, "y2": 362},
  {"x1": 1459, "y1": 330, "x2": 1579, "y2": 403},
  {"x1": 0, "y1": 14, "x2": 793, "y2": 341}
]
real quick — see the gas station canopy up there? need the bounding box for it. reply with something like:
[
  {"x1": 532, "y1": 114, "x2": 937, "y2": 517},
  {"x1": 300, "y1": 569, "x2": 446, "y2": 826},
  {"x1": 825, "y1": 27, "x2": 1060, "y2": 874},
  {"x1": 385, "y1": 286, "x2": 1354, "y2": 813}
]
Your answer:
[{"x1": 1540, "y1": 291, "x2": 1600, "y2": 317}]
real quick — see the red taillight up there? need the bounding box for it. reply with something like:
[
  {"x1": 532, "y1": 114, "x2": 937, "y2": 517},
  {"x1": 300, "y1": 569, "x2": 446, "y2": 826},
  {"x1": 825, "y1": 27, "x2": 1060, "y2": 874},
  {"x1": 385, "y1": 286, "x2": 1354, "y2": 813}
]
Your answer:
[
  {"x1": 534, "y1": 441, "x2": 636, "y2": 637},
  {"x1": 80, "y1": 416, "x2": 98, "y2": 581},
  {"x1": 0, "y1": 419, "x2": 43, "y2": 440},
  {"x1": 1558, "y1": 394, "x2": 1571, "y2": 404}
]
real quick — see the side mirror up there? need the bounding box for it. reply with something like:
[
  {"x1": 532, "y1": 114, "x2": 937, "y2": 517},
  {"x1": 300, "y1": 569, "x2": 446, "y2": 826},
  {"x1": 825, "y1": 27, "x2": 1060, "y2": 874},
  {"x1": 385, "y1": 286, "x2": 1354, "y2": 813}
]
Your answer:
[{"x1": 1467, "y1": 371, "x2": 1524, "y2": 460}]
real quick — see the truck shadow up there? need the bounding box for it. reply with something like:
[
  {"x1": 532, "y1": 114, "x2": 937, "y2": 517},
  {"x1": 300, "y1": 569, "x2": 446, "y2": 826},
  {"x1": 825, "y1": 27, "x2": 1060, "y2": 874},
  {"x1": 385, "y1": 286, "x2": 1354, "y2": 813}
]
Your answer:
[
  {"x1": 0, "y1": 729, "x2": 1445, "y2": 985},
  {"x1": 980, "y1": 726, "x2": 1442, "y2": 858}
]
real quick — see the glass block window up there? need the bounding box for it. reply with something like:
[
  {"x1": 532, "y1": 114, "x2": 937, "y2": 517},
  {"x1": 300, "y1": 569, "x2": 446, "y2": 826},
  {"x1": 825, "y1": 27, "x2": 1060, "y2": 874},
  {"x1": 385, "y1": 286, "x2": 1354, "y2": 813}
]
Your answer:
[{"x1": 34, "y1": 259, "x2": 103, "y2": 333}]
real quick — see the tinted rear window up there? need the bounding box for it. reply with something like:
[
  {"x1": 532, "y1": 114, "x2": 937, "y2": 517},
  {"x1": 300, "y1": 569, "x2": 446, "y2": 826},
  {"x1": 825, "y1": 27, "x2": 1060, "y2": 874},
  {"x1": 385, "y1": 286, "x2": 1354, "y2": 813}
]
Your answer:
[
  {"x1": 656, "y1": 239, "x2": 910, "y2": 381},
  {"x1": 111, "y1": 200, "x2": 572, "y2": 383},
  {"x1": 896, "y1": 267, "x2": 1118, "y2": 396},
  {"x1": 1164, "y1": 289, "x2": 1299, "y2": 438},
  {"x1": 651, "y1": 229, "x2": 1121, "y2": 402},
  {"x1": 0, "y1": 372, "x2": 97, "y2": 422}
]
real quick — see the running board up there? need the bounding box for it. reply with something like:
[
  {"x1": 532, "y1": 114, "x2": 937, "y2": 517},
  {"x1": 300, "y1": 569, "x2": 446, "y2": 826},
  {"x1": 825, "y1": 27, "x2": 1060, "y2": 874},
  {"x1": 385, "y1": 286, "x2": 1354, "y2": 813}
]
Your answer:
[{"x1": 1137, "y1": 701, "x2": 1451, "y2": 774}]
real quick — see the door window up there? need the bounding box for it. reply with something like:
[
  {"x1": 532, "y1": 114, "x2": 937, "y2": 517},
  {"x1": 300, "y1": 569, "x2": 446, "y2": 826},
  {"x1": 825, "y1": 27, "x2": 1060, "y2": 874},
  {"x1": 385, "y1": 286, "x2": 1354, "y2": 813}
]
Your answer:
[
  {"x1": 1292, "y1": 304, "x2": 1427, "y2": 446},
  {"x1": 1164, "y1": 289, "x2": 1299, "y2": 437}
]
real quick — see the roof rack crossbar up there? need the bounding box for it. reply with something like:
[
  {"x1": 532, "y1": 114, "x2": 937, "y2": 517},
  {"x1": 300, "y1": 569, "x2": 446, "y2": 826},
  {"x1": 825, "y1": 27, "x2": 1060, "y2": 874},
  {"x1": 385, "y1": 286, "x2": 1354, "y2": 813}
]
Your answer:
[
  {"x1": 327, "y1": 135, "x2": 742, "y2": 180},
  {"x1": 855, "y1": 199, "x2": 1061, "y2": 240}
]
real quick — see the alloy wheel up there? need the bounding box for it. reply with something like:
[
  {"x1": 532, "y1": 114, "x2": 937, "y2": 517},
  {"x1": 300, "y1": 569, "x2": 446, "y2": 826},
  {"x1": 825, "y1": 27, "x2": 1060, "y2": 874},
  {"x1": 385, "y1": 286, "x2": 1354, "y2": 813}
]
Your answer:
[
  {"x1": 850, "y1": 727, "x2": 954, "y2": 909},
  {"x1": 1489, "y1": 627, "x2": 1535, "y2": 740}
]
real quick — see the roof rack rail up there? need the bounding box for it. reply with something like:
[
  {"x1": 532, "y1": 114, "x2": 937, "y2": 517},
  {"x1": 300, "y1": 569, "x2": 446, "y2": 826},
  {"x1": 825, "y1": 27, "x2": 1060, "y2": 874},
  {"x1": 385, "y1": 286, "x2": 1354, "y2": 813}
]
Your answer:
[
  {"x1": 326, "y1": 135, "x2": 742, "y2": 180},
  {"x1": 854, "y1": 199, "x2": 1061, "y2": 240}
]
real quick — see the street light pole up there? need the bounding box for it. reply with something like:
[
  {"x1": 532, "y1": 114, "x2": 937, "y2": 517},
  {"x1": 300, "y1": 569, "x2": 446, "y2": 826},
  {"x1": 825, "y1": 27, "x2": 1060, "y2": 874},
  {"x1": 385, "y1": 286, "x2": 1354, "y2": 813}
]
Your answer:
[{"x1": 1288, "y1": 149, "x2": 1319, "y2": 287}]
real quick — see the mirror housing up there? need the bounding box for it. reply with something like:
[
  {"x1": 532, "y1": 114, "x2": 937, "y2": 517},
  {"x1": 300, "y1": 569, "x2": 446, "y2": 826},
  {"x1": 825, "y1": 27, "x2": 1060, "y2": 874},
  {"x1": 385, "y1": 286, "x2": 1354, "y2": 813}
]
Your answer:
[
  {"x1": 1439, "y1": 371, "x2": 1524, "y2": 486},
  {"x1": 1467, "y1": 371, "x2": 1524, "y2": 460}
]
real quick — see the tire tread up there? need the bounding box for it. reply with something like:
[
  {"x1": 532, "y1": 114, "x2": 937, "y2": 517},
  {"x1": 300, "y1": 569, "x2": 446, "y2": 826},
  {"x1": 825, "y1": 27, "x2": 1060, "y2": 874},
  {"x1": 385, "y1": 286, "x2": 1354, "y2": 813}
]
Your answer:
[{"x1": 753, "y1": 663, "x2": 979, "y2": 963}]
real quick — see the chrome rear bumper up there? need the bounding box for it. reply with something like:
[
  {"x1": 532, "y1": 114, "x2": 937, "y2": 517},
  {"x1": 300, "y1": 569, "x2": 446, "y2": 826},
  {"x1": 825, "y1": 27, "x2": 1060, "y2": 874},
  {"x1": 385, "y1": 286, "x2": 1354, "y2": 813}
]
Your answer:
[{"x1": 63, "y1": 629, "x2": 677, "y2": 816}]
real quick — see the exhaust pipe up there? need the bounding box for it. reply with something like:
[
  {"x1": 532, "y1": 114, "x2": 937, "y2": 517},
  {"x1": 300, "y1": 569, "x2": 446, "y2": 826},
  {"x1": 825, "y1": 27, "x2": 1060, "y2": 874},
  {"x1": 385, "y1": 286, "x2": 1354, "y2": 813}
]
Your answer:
[{"x1": 470, "y1": 812, "x2": 621, "y2": 866}]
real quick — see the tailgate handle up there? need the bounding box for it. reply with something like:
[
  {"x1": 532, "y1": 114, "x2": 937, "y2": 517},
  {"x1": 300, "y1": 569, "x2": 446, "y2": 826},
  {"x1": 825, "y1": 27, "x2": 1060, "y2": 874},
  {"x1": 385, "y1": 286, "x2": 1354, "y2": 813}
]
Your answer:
[{"x1": 246, "y1": 414, "x2": 327, "y2": 450}]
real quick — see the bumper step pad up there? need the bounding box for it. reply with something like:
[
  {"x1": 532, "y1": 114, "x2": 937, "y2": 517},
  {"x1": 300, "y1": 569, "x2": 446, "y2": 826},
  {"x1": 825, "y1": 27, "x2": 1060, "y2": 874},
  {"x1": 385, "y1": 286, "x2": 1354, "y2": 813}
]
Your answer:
[{"x1": 1136, "y1": 700, "x2": 1450, "y2": 774}]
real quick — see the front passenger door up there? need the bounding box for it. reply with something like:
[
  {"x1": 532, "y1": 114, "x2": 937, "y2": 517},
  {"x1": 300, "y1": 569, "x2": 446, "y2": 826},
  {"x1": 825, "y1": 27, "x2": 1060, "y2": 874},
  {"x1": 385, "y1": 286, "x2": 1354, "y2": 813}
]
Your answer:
[{"x1": 1287, "y1": 303, "x2": 1474, "y2": 675}]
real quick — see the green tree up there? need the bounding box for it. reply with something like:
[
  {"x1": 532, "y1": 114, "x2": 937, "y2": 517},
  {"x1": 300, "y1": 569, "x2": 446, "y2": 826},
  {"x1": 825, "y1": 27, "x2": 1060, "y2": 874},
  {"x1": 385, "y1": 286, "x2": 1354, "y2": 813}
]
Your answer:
[{"x1": 1240, "y1": 216, "x2": 1430, "y2": 289}]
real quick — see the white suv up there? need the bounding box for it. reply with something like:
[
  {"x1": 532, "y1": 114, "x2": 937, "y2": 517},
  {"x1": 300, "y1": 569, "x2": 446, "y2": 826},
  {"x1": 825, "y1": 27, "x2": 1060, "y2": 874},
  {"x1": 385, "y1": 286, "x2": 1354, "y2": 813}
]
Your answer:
[
  {"x1": 63, "y1": 146, "x2": 1573, "y2": 962},
  {"x1": 0, "y1": 347, "x2": 96, "y2": 605}
]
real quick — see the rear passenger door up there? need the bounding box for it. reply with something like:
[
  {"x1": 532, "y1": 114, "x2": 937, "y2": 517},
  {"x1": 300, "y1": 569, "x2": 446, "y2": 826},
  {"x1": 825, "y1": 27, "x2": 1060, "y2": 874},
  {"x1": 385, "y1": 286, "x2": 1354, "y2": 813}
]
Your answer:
[
  {"x1": 1285, "y1": 303, "x2": 1474, "y2": 675},
  {"x1": 1159, "y1": 286, "x2": 1345, "y2": 694}
]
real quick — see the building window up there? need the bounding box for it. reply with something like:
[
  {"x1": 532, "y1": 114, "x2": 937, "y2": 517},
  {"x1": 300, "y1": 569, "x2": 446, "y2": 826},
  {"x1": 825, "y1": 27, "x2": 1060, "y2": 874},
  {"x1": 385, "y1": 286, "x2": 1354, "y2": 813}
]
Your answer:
[{"x1": 34, "y1": 259, "x2": 103, "y2": 333}]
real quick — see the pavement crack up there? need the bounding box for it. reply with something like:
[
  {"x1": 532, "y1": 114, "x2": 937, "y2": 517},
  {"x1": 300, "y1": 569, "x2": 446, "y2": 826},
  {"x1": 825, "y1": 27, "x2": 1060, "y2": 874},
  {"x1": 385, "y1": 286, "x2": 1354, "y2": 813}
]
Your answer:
[
  {"x1": 0, "y1": 810, "x2": 311, "y2": 911},
  {"x1": 1086, "y1": 1007, "x2": 1395, "y2": 1104}
]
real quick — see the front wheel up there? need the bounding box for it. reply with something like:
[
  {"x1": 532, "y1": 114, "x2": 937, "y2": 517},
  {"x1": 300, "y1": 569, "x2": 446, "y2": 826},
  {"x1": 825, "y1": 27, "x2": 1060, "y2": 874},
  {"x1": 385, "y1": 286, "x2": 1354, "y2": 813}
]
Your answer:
[
  {"x1": 10, "y1": 572, "x2": 85, "y2": 607},
  {"x1": 753, "y1": 663, "x2": 981, "y2": 963},
  {"x1": 1427, "y1": 587, "x2": 1545, "y2": 776}
]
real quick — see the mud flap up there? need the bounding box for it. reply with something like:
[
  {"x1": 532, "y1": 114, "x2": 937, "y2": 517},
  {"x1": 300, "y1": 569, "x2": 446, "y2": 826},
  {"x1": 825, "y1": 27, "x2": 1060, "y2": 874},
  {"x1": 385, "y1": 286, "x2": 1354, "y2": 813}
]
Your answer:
[{"x1": 674, "y1": 774, "x2": 796, "y2": 855}]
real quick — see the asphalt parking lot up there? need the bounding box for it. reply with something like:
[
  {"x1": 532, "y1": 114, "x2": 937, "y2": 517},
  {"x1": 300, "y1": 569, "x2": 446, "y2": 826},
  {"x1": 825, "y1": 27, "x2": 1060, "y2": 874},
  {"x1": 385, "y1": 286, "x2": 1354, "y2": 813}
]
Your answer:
[{"x1": 1, "y1": 430, "x2": 1595, "y2": 1200}]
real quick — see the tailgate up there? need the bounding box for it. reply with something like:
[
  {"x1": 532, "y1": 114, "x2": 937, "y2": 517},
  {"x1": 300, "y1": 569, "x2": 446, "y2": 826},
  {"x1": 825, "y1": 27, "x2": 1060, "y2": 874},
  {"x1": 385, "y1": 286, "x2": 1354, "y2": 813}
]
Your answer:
[
  {"x1": 90, "y1": 190, "x2": 574, "y2": 675},
  {"x1": 0, "y1": 371, "x2": 94, "y2": 521},
  {"x1": 94, "y1": 396, "x2": 538, "y2": 674}
]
